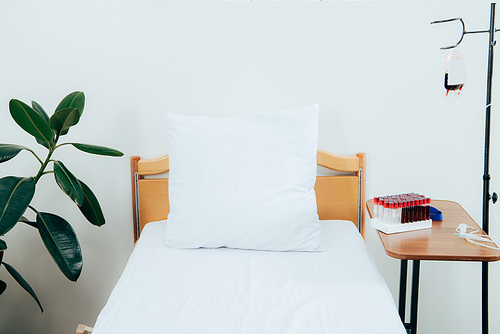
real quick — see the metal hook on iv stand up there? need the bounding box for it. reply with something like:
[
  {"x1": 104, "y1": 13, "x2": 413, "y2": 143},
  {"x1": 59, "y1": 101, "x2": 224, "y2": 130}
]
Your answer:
[
  {"x1": 430, "y1": 17, "x2": 496, "y2": 50},
  {"x1": 431, "y1": 18, "x2": 467, "y2": 50},
  {"x1": 432, "y1": 4, "x2": 499, "y2": 334}
]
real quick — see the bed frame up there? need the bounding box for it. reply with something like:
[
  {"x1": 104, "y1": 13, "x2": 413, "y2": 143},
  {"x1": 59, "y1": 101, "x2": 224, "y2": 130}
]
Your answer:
[
  {"x1": 76, "y1": 149, "x2": 366, "y2": 334},
  {"x1": 130, "y1": 150, "x2": 366, "y2": 242}
]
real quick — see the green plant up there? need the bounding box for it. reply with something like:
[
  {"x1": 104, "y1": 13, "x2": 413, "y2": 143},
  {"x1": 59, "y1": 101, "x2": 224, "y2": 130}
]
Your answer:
[{"x1": 0, "y1": 91, "x2": 123, "y2": 312}]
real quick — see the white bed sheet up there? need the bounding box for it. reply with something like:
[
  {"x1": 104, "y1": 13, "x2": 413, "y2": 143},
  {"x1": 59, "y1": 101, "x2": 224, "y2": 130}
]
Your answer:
[{"x1": 92, "y1": 220, "x2": 405, "y2": 334}]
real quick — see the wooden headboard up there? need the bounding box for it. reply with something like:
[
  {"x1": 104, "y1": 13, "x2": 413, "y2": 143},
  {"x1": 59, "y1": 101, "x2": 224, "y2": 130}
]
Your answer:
[{"x1": 130, "y1": 150, "x2": 366, "y2": 242}]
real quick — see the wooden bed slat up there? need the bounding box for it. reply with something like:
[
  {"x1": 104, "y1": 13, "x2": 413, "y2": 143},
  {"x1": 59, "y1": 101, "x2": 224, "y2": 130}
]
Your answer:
[
  {"x1": 138, "y1": 155, "x2": 169, "y2": 175},
  {"x1": 138, "y1": 179, "x2": 169, "y2": 234},
  {"x1": 315, "y1": 176, "x2": 359, "y2": 225},
  {"x1": 136, "y1": 151, "x2": 357, "y2": 174},
  {"x1": 317, "y1": 149, "x2": 360, "y2": 172}
]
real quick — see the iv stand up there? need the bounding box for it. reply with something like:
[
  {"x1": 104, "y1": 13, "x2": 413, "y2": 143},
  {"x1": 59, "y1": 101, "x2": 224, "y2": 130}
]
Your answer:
[{"x1": 432, "y1": 3, "x2": 499, "y2": 334}]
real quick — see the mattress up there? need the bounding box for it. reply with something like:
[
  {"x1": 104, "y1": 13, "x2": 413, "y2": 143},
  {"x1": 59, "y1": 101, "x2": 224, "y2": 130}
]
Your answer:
[{"x1": 92, "y1": 220, "x2": 405, "y2": 334}]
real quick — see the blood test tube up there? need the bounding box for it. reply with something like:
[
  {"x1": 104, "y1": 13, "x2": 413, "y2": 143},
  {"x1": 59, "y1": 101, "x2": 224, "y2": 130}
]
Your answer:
[
  {"x1": 383, "y1": 199, "x2": 390, "y2": 223},
  {"x1": 420, "y1": 196, "x2": 426, "y2": 221},
  {"x1": 429, "y1": 197, "x2": 432, "y2": 220},
  {"x1": 391, "y1": 201, "x2": 397, "y2": 224},
  {"x1": 398, "y1": 200, "x2": 402, "y2": 224},
  {"x1": 403, "y1": 199, "x2": 408, "y2": 223}
]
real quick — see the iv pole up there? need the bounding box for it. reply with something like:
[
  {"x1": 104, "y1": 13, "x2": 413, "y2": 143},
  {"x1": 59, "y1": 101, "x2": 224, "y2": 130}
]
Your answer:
[
  {"x1": 432, "y1": 3, "x2": 498, "y2": 334},
  {"x1": 482, "y1": 5, "x2": 495, "y2": 334}
]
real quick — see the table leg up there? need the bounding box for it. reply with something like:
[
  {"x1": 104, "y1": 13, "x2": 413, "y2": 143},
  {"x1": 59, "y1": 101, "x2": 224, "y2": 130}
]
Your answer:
[
  {"x1": 482, "y1": 261, "x2": 488, "y2": 334},
  {"x1": 399, "y1": 260, "x2": 408, "y2": 323},
  {"x1": 400, "y1": 260, "x2": 488, "y2": 334},
  {"x1": 410, "y1": 260, "x2": 420, "y2": 334}
]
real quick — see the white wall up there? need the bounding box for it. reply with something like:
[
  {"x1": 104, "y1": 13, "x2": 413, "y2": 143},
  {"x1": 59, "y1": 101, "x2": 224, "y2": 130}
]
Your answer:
[{"x1": 0, "y1": 1, "x2": 499, "y2": 333}]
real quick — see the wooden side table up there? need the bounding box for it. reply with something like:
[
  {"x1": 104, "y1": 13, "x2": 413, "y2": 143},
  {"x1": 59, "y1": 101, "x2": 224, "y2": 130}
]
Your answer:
[{"x1": 367, "y1": 199, "x2": 500, "y2": 334}]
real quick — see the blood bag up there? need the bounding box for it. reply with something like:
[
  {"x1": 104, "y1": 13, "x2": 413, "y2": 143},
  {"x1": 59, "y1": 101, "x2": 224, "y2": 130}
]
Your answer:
[{"x1": 444, "y1": 49, "x2": 465, "y2": 96}]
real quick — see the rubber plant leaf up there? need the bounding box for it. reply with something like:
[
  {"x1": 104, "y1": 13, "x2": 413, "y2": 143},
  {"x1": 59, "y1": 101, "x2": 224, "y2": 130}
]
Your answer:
[
  {"x1": 31, "y1": 101, "x2": 50, "y2": 124},
  {"x1": 36, "y1": 136, "x2": 53, "y2": 149},
  {"x1": 9, "y1": 99, "x2": 53, "y2": 145},
  {"x1": 2, "y1": 261, "x2": 43, "y2": 312},
  {"x1": 0, "y1": 177, "x2": 35, "y2": 236},
  {"x1": 36, "y1": 212, "x2": 82, "y2": 282},
  {"x1": 49, "y1": 107, "x2": 80, "y2": 136},
  {"x1": 55, "y1": 91, "x2": 85, "y2": 116},
  {"x1": 0, "y1": 239, "x2": 6, "y2": 251},
  {"x1": 53, "y1": 161, "x2": 84, "y2": 206},
  {"x1": 0, "y1": 144, "x2": 28, "y2": 163},
  {"x1": 32, "y1": 101, "x2": 54, "y2": 149},
  {"x1": 70, "y1": 143, "x2": 124, "y2": 157},
  {"x1": 0, "y1": 280, "x2": 6, "y2": 295},
  {"x1": 78, "y1": 180, "x2": 105, "y2": 226}
]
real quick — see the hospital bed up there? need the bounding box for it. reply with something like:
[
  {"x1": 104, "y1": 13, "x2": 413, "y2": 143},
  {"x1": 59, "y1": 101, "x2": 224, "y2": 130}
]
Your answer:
[{"x1": 77, "y1": 145, "x2": 405, "y2": 334}]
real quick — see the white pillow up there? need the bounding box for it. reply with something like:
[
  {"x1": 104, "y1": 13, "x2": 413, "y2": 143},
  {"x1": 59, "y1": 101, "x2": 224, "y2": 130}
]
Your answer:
[{"x1": 164, "y1": 105, "x2": 323, "y2": 251}]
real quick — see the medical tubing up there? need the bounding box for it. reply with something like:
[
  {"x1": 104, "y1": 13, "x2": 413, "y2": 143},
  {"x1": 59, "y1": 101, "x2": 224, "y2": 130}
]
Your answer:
[{"x1": 455, "y1": 225, "x2": 500, "y2": 250}]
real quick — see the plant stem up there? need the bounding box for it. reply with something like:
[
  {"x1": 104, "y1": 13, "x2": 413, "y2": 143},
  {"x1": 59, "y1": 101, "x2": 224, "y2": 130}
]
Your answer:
[
  {"x1": 33, "y1": 133, "x2": 60, "y2": 184},
  {"x1": 26, "y1": 149, "x2": 43, "y2": 165},
  {"x1": 33, "y1": 148, "x2": 55, "y2": 185},
  {"x1": 54, "y1": 142, "x2": 71, "y2": 150},
  {"x1": 28, "y1": 205, "x2": 39, "y2": 214}
]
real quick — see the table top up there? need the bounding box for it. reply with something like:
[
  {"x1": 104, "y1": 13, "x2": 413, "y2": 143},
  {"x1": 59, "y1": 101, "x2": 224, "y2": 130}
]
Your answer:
[{"x1": 366, "y1": 199, "x2": 500, "y2": 262}]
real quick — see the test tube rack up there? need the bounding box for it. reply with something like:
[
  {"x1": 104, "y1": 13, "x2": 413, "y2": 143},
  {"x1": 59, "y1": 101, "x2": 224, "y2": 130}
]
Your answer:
[{"x1": 371, "y1": 193, "x2": 432, "y2": 234}]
